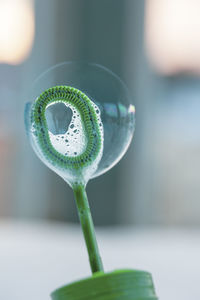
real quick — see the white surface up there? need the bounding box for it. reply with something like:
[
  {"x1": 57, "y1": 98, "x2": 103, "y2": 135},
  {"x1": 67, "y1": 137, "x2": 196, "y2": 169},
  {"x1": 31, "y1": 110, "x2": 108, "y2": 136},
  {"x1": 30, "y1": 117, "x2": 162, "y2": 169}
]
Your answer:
[{"x1": 0, "y1": 220, "x2": 200, "y2": 300}]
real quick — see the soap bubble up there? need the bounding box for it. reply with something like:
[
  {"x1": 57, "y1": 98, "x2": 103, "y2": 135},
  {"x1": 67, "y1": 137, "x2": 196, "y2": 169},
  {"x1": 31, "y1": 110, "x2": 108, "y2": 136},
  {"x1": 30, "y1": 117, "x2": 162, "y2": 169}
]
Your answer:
[{"x1": 25, "y1": 62, "x2": 135, "y2": 185}]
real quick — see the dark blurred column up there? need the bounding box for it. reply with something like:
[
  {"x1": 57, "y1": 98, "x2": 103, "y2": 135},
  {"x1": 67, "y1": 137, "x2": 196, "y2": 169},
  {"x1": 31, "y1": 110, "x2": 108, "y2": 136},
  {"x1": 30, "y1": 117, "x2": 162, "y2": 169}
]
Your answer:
[
  {"x1": 49, "y1": 0, "x2": 129, "y2": 225},
  {"x1": 120, "y1": 0, "x2": 170, "y2": 225}
]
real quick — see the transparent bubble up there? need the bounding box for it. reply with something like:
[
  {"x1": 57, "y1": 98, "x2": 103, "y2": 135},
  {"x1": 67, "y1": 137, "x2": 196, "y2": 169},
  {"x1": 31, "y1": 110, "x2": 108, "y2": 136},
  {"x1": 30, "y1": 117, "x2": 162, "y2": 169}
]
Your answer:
[{"x1": 25, "y1": 62, "x2": 135, "y2": 186}]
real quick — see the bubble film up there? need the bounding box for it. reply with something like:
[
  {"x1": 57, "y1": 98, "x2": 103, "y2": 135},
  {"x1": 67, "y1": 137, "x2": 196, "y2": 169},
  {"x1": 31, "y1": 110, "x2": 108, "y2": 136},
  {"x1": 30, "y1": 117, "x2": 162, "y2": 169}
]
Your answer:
[
  {"x1": 25, "y1": 86, "x2": 103, "y2": 187},
  {"x1": 25, "y1": 62, "x2": 135, "y2": 185}
]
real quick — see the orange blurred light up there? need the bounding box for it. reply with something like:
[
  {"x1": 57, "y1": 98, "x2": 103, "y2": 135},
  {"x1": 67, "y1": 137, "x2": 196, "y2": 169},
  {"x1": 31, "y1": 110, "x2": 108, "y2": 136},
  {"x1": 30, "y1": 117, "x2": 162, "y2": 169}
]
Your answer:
[
  {"x1": 145, "y1": 0, "x2": 200, "y2": 75},
  {"x1": 0, "y1": 0, "x2": 35, "y2": 65}
]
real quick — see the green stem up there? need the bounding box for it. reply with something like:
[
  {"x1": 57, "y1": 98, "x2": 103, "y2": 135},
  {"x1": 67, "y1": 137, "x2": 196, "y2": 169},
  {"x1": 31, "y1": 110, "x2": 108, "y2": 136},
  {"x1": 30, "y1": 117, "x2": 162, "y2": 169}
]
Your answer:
[{"x1": 73, "y1": 185, "x2": 104, "y2": 274}]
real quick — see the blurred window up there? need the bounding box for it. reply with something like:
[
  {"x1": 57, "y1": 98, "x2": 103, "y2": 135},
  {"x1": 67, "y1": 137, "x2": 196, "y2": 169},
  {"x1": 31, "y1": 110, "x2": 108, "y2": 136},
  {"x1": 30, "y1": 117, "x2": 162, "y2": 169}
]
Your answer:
[
  {"x1": 145, "y1": 0, "x2": 200, "y2": 75},
  {"x1": 0, "y1": 0, "x2": 34, "y2": 65}
]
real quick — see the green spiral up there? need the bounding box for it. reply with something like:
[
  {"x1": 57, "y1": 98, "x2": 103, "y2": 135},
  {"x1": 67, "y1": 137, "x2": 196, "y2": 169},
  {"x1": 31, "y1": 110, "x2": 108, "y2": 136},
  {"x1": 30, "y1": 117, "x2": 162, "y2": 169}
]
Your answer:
[{"x1": 29, "y1": 85, "x2": 103, "y2": 186}]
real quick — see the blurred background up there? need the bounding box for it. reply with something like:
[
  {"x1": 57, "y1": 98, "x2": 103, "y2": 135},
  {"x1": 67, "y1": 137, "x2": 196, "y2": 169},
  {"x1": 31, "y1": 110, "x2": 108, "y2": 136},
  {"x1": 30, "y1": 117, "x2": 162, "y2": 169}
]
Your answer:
[
  {"x1": 0, "y1": 0, "x2": 200, "y2": 299},
  {"x1": 0, "y1": 0, "x2": 200, "y2": 226}
]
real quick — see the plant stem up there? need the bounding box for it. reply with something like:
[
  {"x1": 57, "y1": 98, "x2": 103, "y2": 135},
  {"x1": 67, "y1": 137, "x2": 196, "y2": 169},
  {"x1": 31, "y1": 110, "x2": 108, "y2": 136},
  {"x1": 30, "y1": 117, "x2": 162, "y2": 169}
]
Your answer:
[{"x1": 73, "y1": 184, "x2": 104, "y2": 274}]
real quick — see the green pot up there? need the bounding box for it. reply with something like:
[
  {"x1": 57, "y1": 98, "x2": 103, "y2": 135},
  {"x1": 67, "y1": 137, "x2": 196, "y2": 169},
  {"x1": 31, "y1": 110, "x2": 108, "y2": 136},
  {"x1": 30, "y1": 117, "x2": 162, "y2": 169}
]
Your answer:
[{"x1": 51, "y1": 269, "x2": 158, "y2": 300}]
